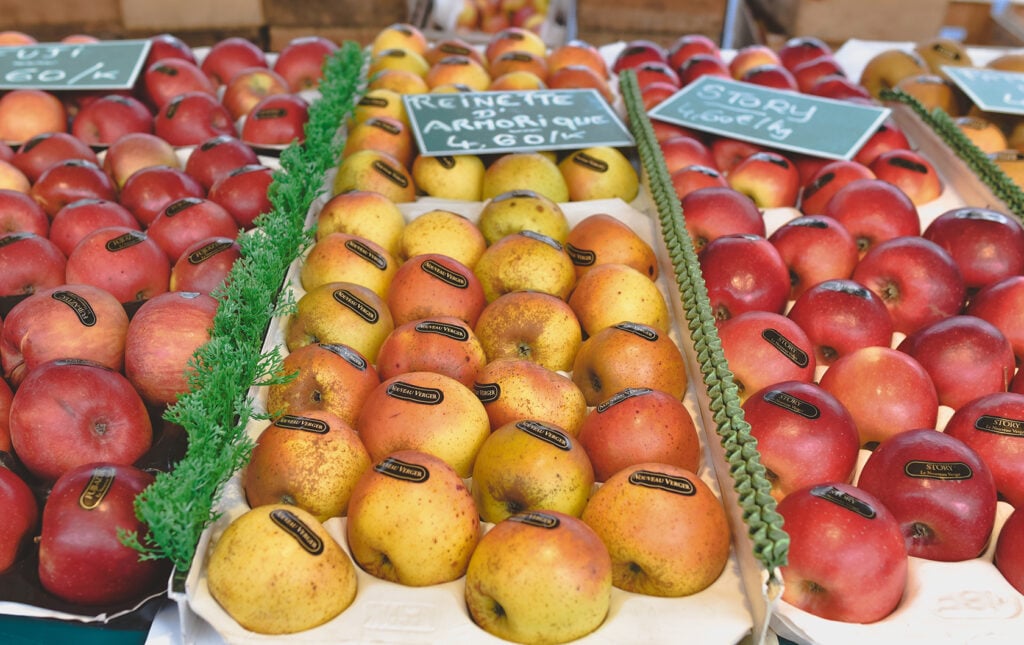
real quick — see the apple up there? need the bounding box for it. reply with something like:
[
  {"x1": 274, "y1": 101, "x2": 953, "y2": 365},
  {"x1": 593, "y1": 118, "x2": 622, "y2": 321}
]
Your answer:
[
  {"x1": 612, "y1": 39, "x2": 667, "y2": 74},
  {"x1": 823, "y1": 177, "x2": 920, "y2": 256},
  {"x1": 117, "y1": 164, "x2": 206, "y2": 228},
  {"x1": 412, "y1": 152, "x2": 486, "y2": 201},
  {"x1": 200, "y1": 36, "x2": 268, "y2": 87},
  {"x1": 472, "y1": 419, "x2": 594, "y2": 522},
  {"x1": 659, "y1": 134, "x2": 717, "y2": 175},
  {"x1": 424, "y1": 54, "x2": 491, "y2": 92},
  {"x1": 154, "y1": 91, "x2": 236, "y2": 147},
  {"x1": 807, "y1": 74, "x2": 874, "y2": 101},
  {"x1": 299, "y1": 232, "x2": 397, "y2": 299},
  {"x1": 243, "y1": 409, "x2": 370, "y2": 521},
  {"x1": 0, "y1": 232, "x2": 66, "y2": 297},
  {"x1": 208, "y1": 163, "x2": 274, "y2": 230},
  {"x1": 0, "y1": 464, "x2": 37, "y2": 572},
  {"x1": 699, "y1": 233, "x2": 790, "y2": 322},
  {"x1": 146, "y1": 32, "x2": 197, "y2": 66},
  {"x1": 372, "y1": 22, "x2": 428, "y2": 57},
  {"x1": 966, "y1": 276, "x2": 1024, "y2": 363},
  {"x1": 0, "y1": 160, "x2": 29, "y2": 193},
  {"x1": 727, "y1": 150, "x2": 801, "y2": 209},
  {"x1": 71, "y1": 94, "x2": 153, "y2": 146},
  {"x1": 183, "y1": 134, "x2": 259, "y2": 191},
  {"x1": 221, "y1": 67, "x2": 291, "y2": 122},
  {"x1": 768, "y1": 214, "x2": 859, "y2": 301},
  {"x1": 480, "y1": 152, "x2": 568, "y2": 203},
  {"x1": 778, "y1": 36, "x2": 834, "y2": 72},
  {"x1": 741, "y1": 64, "x2": 799, "y2": 91},
  {"x1": 10, "y1": 359, "x2": 152, "y2": 482},
  {"x1": 142, "y1": 57, "x2": 216, "y2": 110},
  {"x1": 398, "y1": 208, "x2": 486, "y2": 267},
  {"x1": 922, "y1": 206, "x2": 1024, "y2": 293},
  {"x1": 666, "y1": 33, "x2": 720, "y2": 71},
  {"x1": 943, "y1": 391, "x2": 1024, "y2": 508},
  {"x1": 286, "y1": 281, "x2": 394, "y2": 362},
  {"x1": 743, "y1": 380, "x2": 860, "y2": 501},
  {"x1": 869, "y1": 149, "x2": 943, "y2": 205},
  {"x1": 49, "y1": 199, "x2": 139, "y2": 257},
  {"x1": 852, "y1": 235, "x2": 966, "y2": 335},
  {"x1": 897, "y1": 315, "x2": 1015, "y2": 410},
  {"x1": 855, "y1": 120, "x2": 912, "y2": 166},
  {"x1": 798, "y1": 159, "x2": 876, "y2": 216},
  {"x1": 564, "y1": 211, "x2": 658, "y2": 280},
  {"x1": 477, "y1": 188, "x2": 570, "y2": 246},
  {"x1": 776, "y1": 482, "x2": 908, "y2": 623},
  {"x1": 0, "y1": 30, "x2": 35, "y2": 46},
  {"x1": 679, "y1": 185, "x2": 764, "y2": 253},
  {"x1": 375, "y1": 316, "x2": 487, "y2": 389},
  {"x1": 30, "y1": 158, "x2": 117, "y2": 217},
  {"x1": 37, "y1": 462, "x2": 170, "y2": 604},
  {"x1": 578, "y1": 387, "x2": 701, "y2": 482},
  {"x1": 489, "y1": 51, "x2": 550, "y2": 85},
  {"x1": 366, "y1": 68, "x2": 429, "y2": 95},
  {"x1": 12, "y1": 131, "x2": 98, "y2": 184},
  {"x1": 709, "y1": 136, "x2": 768, "y2": 174},
  {"x1": 568, "y1": 262, "x2": 671, "y2": 337},
  {"x1": 65, "y1": 226, "x2": 171, "y2": 304},
  {"x1": 547, "y1": 39, "x2": 608, "y2": 80},
  {"x1": 634, "y1": 60, "x2": 680, "y2": 91},
  {"x1": 473, "y1": 357, "x2": 588, "y2": 435},
  {"x1": 857, "y1": 428, "x2": 997, "y2": 562},
  {"x1": 264, "y1": 341, "x2": 379, "y2": 428},
  {"x1": 124, "y1": 290, "x2": 218, "y2": 406},
  {"x1": 101, "y1": 131, "x2": 181, "y2": 189},
  {"x1": 547, "y1": 64, "x2": 615, "y2": 103},
  {"x1": 240, "y1": 93, "x2": 310, "y2": 147},
  {"x1": 787, "y1": 278, "x2": 894, "y2": 366},
  {"x1": 581, "y1": 462, "x2": 731, "y2": 596},
  {"x1": 385, "y1": 252, "x2": 484, "y2": 327},
  {"x1": 273, "y1": 35, "x2": 340, "y2": 91},
  {"x1": 729, "y1": 44, "x2": 782, "y2": 80},
  {"x1": 0, "y1": 188, "x2": 48, "y2": 237},
  {"x1": 474, "y1": 231, "x2": 576, "y2": 303},
  {"x1": 671, "y1": 164, "x2": 729, "y2": 198},
  {"x1": 146, "y1": 197, "x2": 240, "y2": 262},
  {"x1": 169, "y1": 236, "x2": 242, "y2": 294},
  {"x1": 465, "y1": 510, "x2": 611, "y2": 643},
  {"x1": 718, "y1": 311, "x2": 816, "y2": 401},
  {"x1": 341, "y1": 115, "x2": 413, "y2": 168},
  {"x1": 676, "y1": 53, "x2": 732, "y2": 86},
  {"x1": 995, "y1": 507, "x2": 1024, "y2": 594},
  {"x1": 791, "y1": 55, "x2": 846, "y2": 93},
  {"x1": 475, "y1": 289, "x2": 582, "y2": 374},
  {"x1": 0, "y1": 89, "x2": 67, "y2": 144}
]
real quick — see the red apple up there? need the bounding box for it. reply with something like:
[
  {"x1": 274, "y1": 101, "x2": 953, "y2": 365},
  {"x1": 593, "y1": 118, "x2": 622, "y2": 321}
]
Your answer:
[
  {"x1": 852, "y1": 235, "x2": 966, "y2": 336},
  {"x1": 718, "y1": 310, "x2": 816, "y2": 400},
  {"x1": 71, "y1": 94, "x2": 154, "y2": 146},
  {"x1": 823, "y1": 178, "x2": 920, "y2": 256},
  {"x1": 240, "y1": 93, "x2": 310, "y2": 147},
  {"x1": 37, "y1": 462, "x2": 170, "y2": 604},
  {"x1": 670, "y1": 164, "x2": 729, "y2": 199},
  {"x1": 857, "y1": 428, "x2": 997, "y2": 562},
  {"x1": 634, "y1": 61, "x2": 680, "y2": 90},
  {"x1": 699, "y1": 233, "x2": 790, "y2": 322},
  {"x1": 30, "y1": 158, "x2": 117, "y2": 217},
  {"x1": 273, "y1": 35, "x2": 340, "y2": 91},
  {"x1": 777, "y1": 36, "x2": 834, "y2": 72},
  {"x1": 640, "y1": 81, "x2": 680, "y2": 111},
  {"x1": 12, "y1": 132, "x2": 98, "y2": 184},
  {"x1": 898, "y1": 315, "x2": 1015, "y2": 410},
  {"x1": 612, "y1": 40, "x2": 667, "y2": 74},
  {"x1": 768, "y1": 214, "x2": 859, "y2": 301},
  {"x1": 776, "y1": 482, "x2": 908, "y2": 623},
  {"x1": 966, "y1": 276, "x2": 1024, "y2": 363},
  {"x1": 386, "y1": 252, "x2": 486, "y2": 327},
  {"x1": 0, "y1": 283, "x2": 129, "y2": 386},
  {"x1": 207, "y1": 163, "x2": 274, "y2": 230},
  {"x1": 0, "y1": 232, "x2": 66, "y2": 297},
  {"x1": 0, "y1": 464, "x2": 37, "y2": 571},
  {"x1": 221, "y1": 67, "x2": 290, "y2": 122},
  {"x1": 743, "y1": 380, "x2": 860, "y2": 501},
  {"x1": 922, "y1": 206, "x2": 1024, "y2": 293},
  {"x1": 727, "y1": 150, "x2": 801, "y2": 209},
  {"x1": 869, "y1": 148, "x2": 943, "y2": 206},
  {"x1": 741, "y1": 64, "x2": 799, "y2": 91},
  {"x1": 169, "y1": 236, "x2": 242, "y2": 294},
  {"x1": 807, "y1": 75, "x2": 874, "y2": 102},
  {"x1": 49, "y1": 198, "x2": 140, "y2": 257},
  {"x1": 709, "y1": 136, "x2": 768, "y2": 174},
  {"x1": 154, "y1": 92, "x2": 236, "y2": 147},
  {"x1": 787, "y1": 278, "x2": 894, "y2": 366},
  {"x1": 798, "y1": 159, "x2": 875, "y2": 216},
  {"x1": 9, "y1": 359, "x2": 152, "y2": 482},
  {"x1": 995, "y1": 507, "x2": 1024, "y2": 594},
  {"x1": 146, "y1": 33, "x2": 197, "y2": 66},
  {"x1": 666, "y1": 33, "x2": 720, "y2": 71},
  {"x1": 374, "y1": 316, "x2": 487, "y2": 389},
  {"x1": 791, "y1": 55, "x2": 846, "y2": 93},
  {"x1": 944, "y1": 392, "x2": 1024, "y2": 508},
  {"x1": 0, "y1": 188, "x2": 48, "y2": 237},
  {"x1": 659, "y1": 135, "x2": 717, "y2": 175},
  {"x1": 676, "y1": 53, "x2": 731, "y2": 87},
  {"x1": 142, "y1": 57, "x2": 216, "y2": 110},
  {"x1": 200, "y1": 36, "x2": 268, "y2": 87},
  {"x1": 146, "y1": 196, "x2": 240, "y2": 262},
  {"x1": 729, "y1": 44, "x2": 782, "y2": 80},
  {"x1": 65, "y1": 226, "x2": 171, "y2": 303},
  {"x1": 124, "y1": 290, "x2": 218, "y2": 406},
  {"x1": 118, "y1": 164, "x2": 205, "y2": 228},
  {"x1": 183, "y1": 134, "x2": 260, "y2": 191},
  {"x1": 854, "y1": 120, "x2": 912, "y2": 166}
]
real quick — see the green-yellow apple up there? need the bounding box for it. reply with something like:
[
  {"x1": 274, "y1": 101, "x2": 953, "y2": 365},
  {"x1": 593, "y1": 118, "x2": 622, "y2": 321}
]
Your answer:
[
  {"x1": 568, "y1": 263, "x2": 671, "y2": 337},
  {"x1": 481, "y1": 151, "x2": 570, "y2": 202},
  {"x1": 565, "y1": 212, "x2": 659, "y2": 280},
  {"x1": 386, "y1": 253, "x2": 487, "y2": 327},
  {"x1": 581, "y1": 462, "x2": 732, "y2": 596},
  {"x1": 473, "y1": 230, "x2": 577, "y2": 302},
  {"x1": 299, "y1": 232, "x2": 399, "y2": 299},
  {"x1": 477, "y1": 189, "x2": 570, "y2": 245},
  {"x1": 472, "y1": 419, "x2": 594, "y2": 523},
  {"x1": 411, "y1": 153, "x2": 486, "y2": 201},
  {"x1": 356, "y1": 370, "x2": 490, "y2": 478},
  {"x1": 375, "y1": 316, "x2": 488, "y2": 388},
  {"x1": 465, "y1": 510, "x2": 612, "y2": 643},
  {"x1": 285, "y1": 281, "x2": 394, "y2": 363},
  {"x1": 206, "y1": 503, "x2": 358, "y2": 634},
  {"x1": 345, "y1": 449, "x2": 480, "y2": 586},
  {"x1": 558, "y1": 146, "x2": 640, "y2": 202},
  {"x1": 474, "y1": 357, "x2": 588, "y2": 435},
  {"x1": 265, "y1": 342, "x2": 380, "y2": 427},
  {"x1": 243, "y1": 409, "x2": 372, "y2": 521},
  {"x1": 332, "y1": 149, "x2": 416, "y2": 204},
  {"x1": 315, "y1": 189, "x2": 405, "y2": 258},
  {"x1": 474, "y1": 290, "x2": 583, "y2": 372},
  {"x1": 399, "y1": 208, "x2": 487, "y2": 267}
]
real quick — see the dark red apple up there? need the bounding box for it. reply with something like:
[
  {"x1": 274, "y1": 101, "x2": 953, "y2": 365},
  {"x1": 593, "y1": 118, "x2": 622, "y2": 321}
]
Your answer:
[
  {"x1": 666, "y1": 33, "x2": 720, "y2": 72},
  {"x1": 741, "y1": 64, "x2": 799, "y2": 91},
  {"x1": 944, "y1": 391, "x2": 1024, "y2": 508},
  {"x1": 634, "y1": 61, "x2": 680, "y2": 90},
  {"x1": 200, "y1": 36, "x2": 268, "y2": 87},
  {"x1": 787, "y1": 278, "x2": 894, "y2": 366},
  {"x1": 995, "y1": 507, "x2": 1024, "y2": 594},
  {"x1": 680, "y1": 185, "x2": 764, "y2": 253},
  {"x1": 183, "y1": 134, "x2": 260, "y2": 191},
  {"x1": 118, "y1": 164, "x2": 205, "y2": 228},
  {"x1": 30, "y1": 158, "x2": 117, "y2": 217},
  {"x1": 718, "y1": 311, "x2": 816, "y2": 401},
  {"x1": 0, "y1": 464, "x2": 38, "y2": 571},
  {"x1": 207, "y1": 163, "x2": 274, "y2": 230},
  {"x1": 670, "y1": 164, "x2": 729, "y2": 199},
  {"x1": 0, "y1": 188, "x2": 48, "y2": 237},
  {"x1": 777, "y1": 36, "x2": 834, "y2": 72},
  {"x1": 142, "y1": 57, "x2": 216, "y2": 110},
  {"x1": 767, "y1": 214, "x2": 859, "y2": 301},
  {"x1": 823, "y1": 178, "x2": 920, "y2": 256},
  {"x1": 807, "y1": 75, "x2": 873, "y2": 102},
  {"x1": 169, "y1": 236, "x2": 242, "y2": 294},
  {"x1": 12, "y1": 131, "x2": 98, "y2": 183},
  {"x1": 65, "y1": 226, "x2": 171, "y2": 303},
  {"x1": 146, "y1": 33, "x2": 197, "y2": 66},
  {"x1": 676, "y1": 53, "x2": 731, "y2": 87},
  {"x1": 146, "y1": 196, "x2": 240, "y2": 262},
  {"x1": 272, "y1": 35, "x2": 340, "y2": 92},
  {"x1": 854, "y1": 120, "x2": 912, "y2": 166},
  {"x1": 709, "y1": 136, "x2": 768, "y2": 174},
  {"x1": 640, "y1": 81, "x2": 680, "y2": 111},
  {"x1": 966, "y1": 276, "x2": 1024, "y2": 363},
  {"x1": 922, "y1": 206, "x2": 1024, "y2": 293},
  {"x1": 71, "y1": 94, "x2": 154, "y2": 146},
  {"x1": 791, "y1": 55, "x2": 846, "y2": 93},
  {"x1": 798, "y1": 159, "x2": 875, "y2": 216},
  {"x1": 0, "y1": 232, "x2": 66, "y2": 296},
  {"x1": 612, "y1": 40, "x2": 667, "y2": 74},
  {"x1": 698, "y1": 233, "x2": 790, "y2": 322},
  {"x1": 239, "y1": 93, "x2": 310, "y2": 147},
  {"x1": 659, "y1": 134, "x2": 717, "y2": 175},
  {"x1": 153, "y1": 91, "x2": 236, "y2": 147},
  {"x1": 49, "y1": 198, "x2": 140, "y2": 257}
]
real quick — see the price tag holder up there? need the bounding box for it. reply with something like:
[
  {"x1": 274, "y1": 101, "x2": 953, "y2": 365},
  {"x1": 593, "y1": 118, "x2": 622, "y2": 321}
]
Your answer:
[
  {"x1": 0, "y1": 40, "x2": 151, "y2": 90},
  {"x1": 403, "y1": 88, "x2": 635, "y2": 156},
  {"x1": 648, "y1": 76, "x2": 890, "y2": 160},
  {"x1": 943, "y1": 65, "x2": 1024, "y2": 115}
]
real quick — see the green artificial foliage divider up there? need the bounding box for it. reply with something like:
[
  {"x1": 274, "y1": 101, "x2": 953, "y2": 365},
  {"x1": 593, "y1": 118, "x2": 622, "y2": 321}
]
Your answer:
[
  {"x1": 618, "y1": 69, "x2": 789, "y2": 574},
  {"x1": 121, "y1": 42, "x2": 368, "y2": 574}
]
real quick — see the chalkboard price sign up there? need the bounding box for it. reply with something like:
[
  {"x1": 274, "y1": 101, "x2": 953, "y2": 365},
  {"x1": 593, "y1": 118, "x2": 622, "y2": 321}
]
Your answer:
[
  {"x1": 0, "y1": 40, "x2": 152, "y2": 90},
  {"x1": 943, "y1": 66, "x2": 1024, "y2": 115},
  {"x1": 648, "y1": 76, "x2": 890, "y2": 160},
  {"x1": 403, "y1": 89, "x2": 635, "y2": 156}
]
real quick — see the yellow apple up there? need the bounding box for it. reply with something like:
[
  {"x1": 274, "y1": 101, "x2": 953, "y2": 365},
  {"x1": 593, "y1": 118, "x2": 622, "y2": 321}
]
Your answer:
[
  {"x1": 348, "y1": 87, "x2": 409, "y2": 128},
  {"x1": 425, "y1": 54, "x2": 491, "y2": 91},
  {"x1": 477, "y1": 189, "x2": 570, "y2": 245},
  {"x1": 474, "y1": 290, "x2": 582, "y2": 372},
  {"x1": 314, "y1": 189, "x2": 406, "y2": 259},
  {"x1": 399, "y1": 208, "x2": 487, "y2": 267},
  {"x1": 345, "y1": 449, "x2": 480, "y2": 586},
  {"x1": 581, "y1": 462, "x2": 732, "y2": 597},
  {"x1": 370, "y1": 22, "x2": 429, "y2": 58},
  {"x1": 481, "y1": 151, "x2": 570, "y2": 202},
  {"x1": 285, "y1": 281, "x2": 394, "y2": 363},
  {"x1": 341, "y1": 115, "x2": 415, "y2": 169},
  {"x1": 565, "y1": 212, "x2": 659, "y2": 280},
  {"x1": 355, "y1": 370, "x2": 490, "y2": 478},
  {"x1": 568, "y1": 263, "x2": 671, "y2": 337},
  {"x1": 368, "y1": 47, "x2": 430, "y2": 79},
  {"x1": 473, "y1": 230, "x2": 577, "y2": 302},
  {"x1": 411, "y1": 153, "x2": 485, "y2": 201},
  {"x1": 299, "y1": 232, "x2": 399, "y2": 298},
  {"x1": 332, "y1": 149, "x2": 416, "y2": 203},
  {"x1": 242, "y1": 409, "x2": 372, "y2": 521},
  {"x1": 558, "y1": 146, "x2": 640, "y2": 202},
  {"x1": 374, "y1": 316, "x2": 488, "y2": 388},
  {"x1": 206, "y1": 504, "x2": 358, "y2": 634},
  {"x1": 474, "y1": 357, "x2": 588, "y2": 435},
  {"x1": 859, "y1": 48, "x2": 929, "y2": 99},
  {"x1": 465, "y1": 510, "x2": 612, "y2": 643},
  {"x1": 366, "y1": 68, "x2": 430, "y2": 95}
]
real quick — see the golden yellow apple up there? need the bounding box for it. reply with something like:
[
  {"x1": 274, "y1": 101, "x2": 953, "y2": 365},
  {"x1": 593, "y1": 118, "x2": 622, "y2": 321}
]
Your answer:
[
  {"x1": 299, "y1": 232, "x2": 399, "y2": 299},
  {"x1": 411, "y1": 153, "x2": 485, "y2": 201},
  {"x1": 473, "y1": 230, "x2": 577, "y2": 302},
  {"x1": 399, "y1": 208, "x2": 487, "y2": 267},
  {"x1": 558, "y1": 146, "x2": 640, "y2": 202},
  {"x1": 474, "y1": 290, "x2": 583, "y2": 372},
  {"x1": 285, "y1": 281, "x2": 394, "y2": 363},
  {"x1": 314, "y1": 189, "x2": 406, "y2": 258},
  {"x1": 477, "y1": 189, "x2": 570, "y2": 245},
  {"x1": 568, "y1": 263, "x2": 671, "y2": 337},
  {"x1": 481, "y1": 151, "x2": 570, "y2": 203},
  {"x1": 474, "y1": 357, "x2": 588, "y2": 435}
]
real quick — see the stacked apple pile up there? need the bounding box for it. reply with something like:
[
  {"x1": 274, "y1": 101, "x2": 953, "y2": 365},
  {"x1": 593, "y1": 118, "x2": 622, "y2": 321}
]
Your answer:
[
  {"x1": 614, "y1": 32, "x2": 1024, "y2": 626},
  {"x1": 0, "y1": 31, "x2": 346, "y2": 612},
  {"x1": 447, "y1": 0, "x2": 551, "y2": 34}
]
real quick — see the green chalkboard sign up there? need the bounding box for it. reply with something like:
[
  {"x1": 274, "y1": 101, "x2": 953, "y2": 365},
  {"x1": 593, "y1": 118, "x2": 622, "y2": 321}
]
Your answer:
[
  {"x1": 648, "y1": 76, "x2": 891, "y2": 160},
  {"x1": 403, "y1": 89, "x2": 635, "y2": 156},
  {"x1": 0, "y1": 40, "x2": 151, "y2": 90},
  {"x1": 944, "y1": 66, "x2": 1024, "y2": 115}
]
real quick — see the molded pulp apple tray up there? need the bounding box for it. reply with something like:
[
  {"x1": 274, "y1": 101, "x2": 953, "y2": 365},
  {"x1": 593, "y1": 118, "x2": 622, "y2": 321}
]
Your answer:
[{"x1": 177, "y1": 184, "x2": 757, "y2": 644}]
